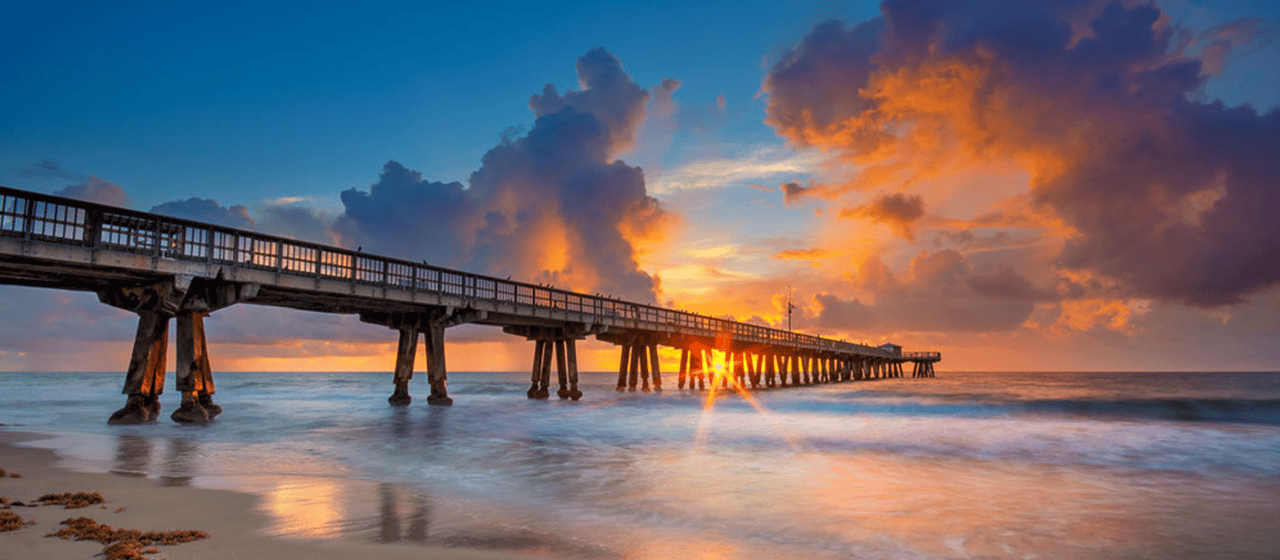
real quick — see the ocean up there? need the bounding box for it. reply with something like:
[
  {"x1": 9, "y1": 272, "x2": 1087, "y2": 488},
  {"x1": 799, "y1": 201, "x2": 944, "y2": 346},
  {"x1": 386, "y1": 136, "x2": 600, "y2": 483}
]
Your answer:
[{"x1": 3, "y1": 371, "x2": 1279, "y2": 560}]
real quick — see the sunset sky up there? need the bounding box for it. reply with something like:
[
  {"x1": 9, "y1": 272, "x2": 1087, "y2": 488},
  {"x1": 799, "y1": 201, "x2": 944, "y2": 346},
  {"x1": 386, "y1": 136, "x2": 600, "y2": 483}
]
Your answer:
[{"x1": 2, "y1": 0, "x2": 1278, "y2": 373}]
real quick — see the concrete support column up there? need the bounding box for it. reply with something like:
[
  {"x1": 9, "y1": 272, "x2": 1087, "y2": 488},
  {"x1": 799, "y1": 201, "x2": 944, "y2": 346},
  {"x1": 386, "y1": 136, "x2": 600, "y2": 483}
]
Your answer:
[
  {"x1": 648, "y1": 344, "x2": 662, "y2": 391},
  {"x1": 539, "y1": 339, "x2": 554, "y2": 398},
  {"x1": 720, "y1": 350, "x2": 731, "y2": 389},
  {"x1": 172, "y1": 311, "x2": 221, "y2": 423},
  {"x1": 109, "y1": 311, "x2": 170, "y2": 424},
  {"x1": 555, "y1": 339, "x2": 569, "y2": 399},
  {"x1": 692, "y1": 349, "x2": 707, "y2": 390},
  {"x1": 566, "y1": 339, "x2": 583, "y2": 399},
  {"x1": 424, "y1": 323, "x2": 451, "y2": 406},
  {"x1": 639, "y1": 344, "x2": 652, "y2": 392},
  {"x1": 628, "y1": 343, "x2": 641, "y2": 391},
  {"x1": 678, "y1": 348, "x2": 690, "y2": 389},
  {"x1": 389, "y1": 325, "x2": 418, "y2": 406},
  {"x1": 527, "y1": 340, "x2": 542, "y2": 396},
  {"x1": 616, "y1": 345, "x2": 631, "y2": 391}
]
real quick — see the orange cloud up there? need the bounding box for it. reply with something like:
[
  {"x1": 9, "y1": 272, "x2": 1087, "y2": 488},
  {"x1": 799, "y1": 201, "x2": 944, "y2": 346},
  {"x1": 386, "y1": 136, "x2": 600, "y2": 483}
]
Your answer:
[
  {"x1": 773, "y1": 248, "x2": 831, "y2": 262},
  {"x1": 841, "y1": 193, "x2": 925, "y2": 240},
  {"x1": 764, "y1": 4, "x2": 1280, "y2": 308}
]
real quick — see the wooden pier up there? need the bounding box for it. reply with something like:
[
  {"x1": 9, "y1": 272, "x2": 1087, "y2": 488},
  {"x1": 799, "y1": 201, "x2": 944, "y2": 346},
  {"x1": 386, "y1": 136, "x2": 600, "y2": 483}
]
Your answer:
[{"x1": 0, "y1": 185, "x2": 940, "y2": 423}]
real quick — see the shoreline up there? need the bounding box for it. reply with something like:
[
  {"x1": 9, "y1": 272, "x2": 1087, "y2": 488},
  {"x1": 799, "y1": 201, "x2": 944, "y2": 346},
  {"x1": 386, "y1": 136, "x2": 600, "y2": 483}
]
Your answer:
[{"x1": 0, "y1": 430, "x2": 543, "y2": 560}]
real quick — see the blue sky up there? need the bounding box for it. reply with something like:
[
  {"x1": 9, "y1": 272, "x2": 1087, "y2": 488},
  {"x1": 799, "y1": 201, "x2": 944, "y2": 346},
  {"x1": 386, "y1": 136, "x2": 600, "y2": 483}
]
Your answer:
[
  {"x1": 2, "y1": 0, "x2": 1278, "y2": 372},
  {"x1": 2, "y1": 0, "x2": 879, "y2": 207}
]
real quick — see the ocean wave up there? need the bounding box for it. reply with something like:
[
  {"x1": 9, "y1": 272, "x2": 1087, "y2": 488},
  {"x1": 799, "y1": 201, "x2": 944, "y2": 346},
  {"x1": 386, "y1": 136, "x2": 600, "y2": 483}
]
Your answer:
[
  {"x1": 1015, "y1": 397, "x2": 1280, "y2": 425},
  {"x1": 770, "y1": 395, "x2": 1280, "y2": 425}
]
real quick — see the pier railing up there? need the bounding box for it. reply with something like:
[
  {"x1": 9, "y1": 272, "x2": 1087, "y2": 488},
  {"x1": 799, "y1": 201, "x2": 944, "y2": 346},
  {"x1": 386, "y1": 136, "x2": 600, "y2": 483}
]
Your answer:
[{"x1": 1, "y1": 186, "x2": 939, "y2": 360}]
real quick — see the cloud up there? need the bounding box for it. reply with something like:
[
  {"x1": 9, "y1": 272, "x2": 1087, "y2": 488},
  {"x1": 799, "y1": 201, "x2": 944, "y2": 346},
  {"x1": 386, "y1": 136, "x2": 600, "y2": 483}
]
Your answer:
[
  {"x1": 645, "y1": 144, "x2": 829, "y2": 195},
  {"x1": 763, "y1": 0, "x2": 1280, "y2": 307},
  {"x1": 21, "y1": 160, "x2": 88, "y2": 183},
  {"x1": 150, "y1": 197, "x2": 255, "y2": 229},
  {"x1": 54, "y1": 177, "x2": 132, "y2": 208},
  {"x1": 336, "y1": 48, "x2": 673, "y2": 302},
  {"x1": 151, "y1": 194, "x2": 333, "y2": 244},
  {"x1": 840, "y1": 192, "x2": 924, "y2": 240},
  {"x1": 812, "y1": 250, "x2": 1050, "y2": 333},
  {"x1": 773, "y1": 248, "x2": 830, "y2": 262},
  {"x1": 779, "y1": 182, "x2": 809, "y2": 205},
  {"x1": 256, "y1": 204, "x2": 334, "y2": 244},
  {"x1": 1195, "y1": 17, "x2": 1276, "y2": 75}
]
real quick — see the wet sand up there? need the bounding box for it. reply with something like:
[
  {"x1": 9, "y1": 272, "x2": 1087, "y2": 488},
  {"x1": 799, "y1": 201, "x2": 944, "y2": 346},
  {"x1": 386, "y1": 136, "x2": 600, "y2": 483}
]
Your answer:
[{"x1": 0, "y1": 431, "x2": 542, "y2": 560}]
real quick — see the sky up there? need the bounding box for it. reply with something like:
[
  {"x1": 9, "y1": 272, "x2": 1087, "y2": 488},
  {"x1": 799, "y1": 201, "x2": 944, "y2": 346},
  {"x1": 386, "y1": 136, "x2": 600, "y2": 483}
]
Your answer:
[{"x1": 2, "y1": 0, "x2": 1278, "y2": 373}]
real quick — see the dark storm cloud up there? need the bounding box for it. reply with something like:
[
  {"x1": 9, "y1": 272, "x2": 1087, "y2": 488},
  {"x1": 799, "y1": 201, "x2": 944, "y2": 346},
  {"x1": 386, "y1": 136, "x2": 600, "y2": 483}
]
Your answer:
[{"x1": 764, "y1": 0, "x2": 1280, "y2": 307}]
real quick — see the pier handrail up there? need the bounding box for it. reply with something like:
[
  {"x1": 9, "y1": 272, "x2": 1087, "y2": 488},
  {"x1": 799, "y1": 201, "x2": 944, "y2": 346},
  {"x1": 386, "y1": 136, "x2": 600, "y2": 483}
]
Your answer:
[{"x1": 1, "y1": 185, "x2": 940, "y2": 359}]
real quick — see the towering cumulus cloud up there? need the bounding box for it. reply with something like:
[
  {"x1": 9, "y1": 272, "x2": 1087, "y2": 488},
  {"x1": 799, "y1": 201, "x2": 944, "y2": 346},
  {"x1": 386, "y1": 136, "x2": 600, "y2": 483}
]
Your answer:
[
  {"x1": 338, "y1": 48, "x2": 670, "y2": 302},
  {"x1": 765, "y1": 0, "x2": 1279, "y2": 307}
]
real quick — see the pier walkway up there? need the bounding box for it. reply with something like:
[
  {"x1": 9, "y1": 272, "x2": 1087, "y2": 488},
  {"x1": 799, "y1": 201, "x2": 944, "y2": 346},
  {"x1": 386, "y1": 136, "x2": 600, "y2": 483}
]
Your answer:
[{"x1": 0, "y1": 185, "x2": 940, "y2": 423}]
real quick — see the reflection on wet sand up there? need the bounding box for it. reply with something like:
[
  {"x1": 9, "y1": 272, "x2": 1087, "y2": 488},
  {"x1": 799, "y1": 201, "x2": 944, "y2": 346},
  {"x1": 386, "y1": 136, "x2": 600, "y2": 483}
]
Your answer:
[
  {"x1": 160, "y1": 437, "x2": 196, "y2": 487},
  {"x1": 266, "y1": 479, "x2": 344, "y2": 538},
  {"x1": 110, "y1": 433, "x2": 152, "y2": 478},
  {"x1": 378, "y1": 483, "x2": 430, "y2": 544},
  {"x1": 109, "y1": 433, "x2": 199, "y2": 486}
]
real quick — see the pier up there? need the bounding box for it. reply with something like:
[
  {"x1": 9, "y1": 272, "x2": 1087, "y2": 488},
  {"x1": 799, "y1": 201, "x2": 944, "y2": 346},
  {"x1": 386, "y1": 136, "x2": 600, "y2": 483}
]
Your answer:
[{"x1": 0, "y1": 185, "x2": 940, "y2": 423}]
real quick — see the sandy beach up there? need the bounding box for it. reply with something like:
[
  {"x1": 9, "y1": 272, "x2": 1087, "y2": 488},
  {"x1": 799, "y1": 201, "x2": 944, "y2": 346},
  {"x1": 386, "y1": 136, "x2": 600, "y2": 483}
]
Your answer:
[{"x1": 0, "y1": 431, "x2": 542, "y2": 560}]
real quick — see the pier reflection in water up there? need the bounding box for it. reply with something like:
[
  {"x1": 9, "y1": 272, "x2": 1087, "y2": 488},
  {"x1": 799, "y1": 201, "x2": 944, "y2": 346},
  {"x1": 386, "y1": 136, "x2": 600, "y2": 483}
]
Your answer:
[{"x1": 109, "y1": 433, "x2": 197, "y2": 486}]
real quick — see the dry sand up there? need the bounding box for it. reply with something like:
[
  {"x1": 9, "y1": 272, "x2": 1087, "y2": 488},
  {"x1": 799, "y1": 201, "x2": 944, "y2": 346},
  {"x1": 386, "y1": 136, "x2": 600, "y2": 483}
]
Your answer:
[{"x1": 0, "y1": 431, "x2": 544, "y2": 560}]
